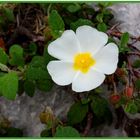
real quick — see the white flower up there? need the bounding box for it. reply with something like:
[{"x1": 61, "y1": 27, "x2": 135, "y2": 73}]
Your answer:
[{"x1": 47, "y1": 25, "x2": 119, "y2": 92}]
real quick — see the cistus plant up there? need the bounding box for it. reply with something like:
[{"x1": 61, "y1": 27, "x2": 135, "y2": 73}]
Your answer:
[{"x1": 0, "y1": 2, "x2": 140, "y2": 137}]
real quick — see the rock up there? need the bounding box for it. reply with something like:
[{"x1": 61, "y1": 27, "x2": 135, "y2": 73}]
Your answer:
[{"x1": 0, "y1": 85, "x2": 74, "y2": 136}]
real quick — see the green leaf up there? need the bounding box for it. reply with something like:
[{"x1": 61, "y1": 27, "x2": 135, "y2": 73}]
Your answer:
[
  {"x1": 54, "y1": 126, "x2": 80, "y2": 137},
  {"x1": 0, "y1": 72, "x2": 18, "y2": 100},
  {"x1": 48, "y1": 10, "x2": 65, "y2": 38},
  {"x1": 36, "y1": 79, "x2": 53, "y2": 92},
  {"x1": 0, "y1": 71, "x2": 6, "y2": 77},
  {"x1": 96, "y1": 13, "x2": 103, "y2": 23},
  {"x1": 24, "y1": 80, "x2": 35, "y2": 97},
  {"x1": 41, "y1": 129, "x2": 52, "y2": 137},
  {"x1": 133, "y1": 59, "x2": 140, "y2": 68},
  {"x1": 9, "y1": 44, "x2": 24, "y2": 67},
  {"x1": 25, "y1": 42, "x2": 37, "y2": 55},
  {"x1": 81, "y1": 98, "x2": 90, "y2": 105},
  {"x1": 18, "y1": 80, "x2": 24, "y2": 95},
  {"x1": 0, "y1": 16, "x2": 5, "y2": 26},
  {"x1": 135, "y1": 98, "x2": 140, "y2": 112},
  {"x1": 3, "y1": 8, "x2": 15, "y2": 22},
  {"x1": 124, "y1": 101, "x2": 138, "y2": 114},
  {"x1": 43, "y1": 45, "x2": 55, "y2": 64},
  {"x1": 98, "y1": 2, "x2": 113, "y2": 8},
  {"x1": 2, "y1": 127, "x2": 23, "y2": 137},
  {"x1": 0, "y1": 48, "x2": 8, "y2": 64},
  {"x1": 120, "y1": 32, "x2": 129, "y2": 47},
  {"x1": 90, "y1": 95, "x2": 112, "y2": 125},
  {"x1": 119, "y1": 32, "x2": 130, "y2": 53},
  {"x1": 26, "y1": 67, "x2": 50, "y2": 80},
  {"x1": 67, "y1": 3, "x2": 81, "y2": 13},
  {"x1": 97, "y1": 23, "x2": 107, "y2": 32},
  {"x1": 90, "y1": 95, "x2": 108, "y2": 117},
  {"x1": 70, "y1": 18, "x2": 93, "y2": 31},
  {"x1": 67, "y1": 101, "x2": 88, "y2": 125},
  {"x1": 135, "y1": 79, "x2": 140, "y2": 90},
  {"x1": 30, "y1": 56, "x2": 46, "y2": 69}
]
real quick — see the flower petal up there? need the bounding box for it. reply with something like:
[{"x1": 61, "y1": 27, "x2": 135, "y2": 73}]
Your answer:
[
  {"x1": 93, "y1": 43, "x2": 119, "y2": 75},
  {"x1": 72, "y1": 69, "x2": 105, "y2": 92},
  {"x1": 47, "y1": 61, "x2": 77, "y2": 85},
  {"x1": 76, "y1": 25, "x2": 108, "y2": 54},
  {"x1": 48, "y1": 30, "x2": 81, "y2": 62}
]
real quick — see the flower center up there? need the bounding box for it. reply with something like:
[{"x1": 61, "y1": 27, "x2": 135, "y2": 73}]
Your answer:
[{"x1": 73, "y1": 52, "x2": 96, "y2": 73}]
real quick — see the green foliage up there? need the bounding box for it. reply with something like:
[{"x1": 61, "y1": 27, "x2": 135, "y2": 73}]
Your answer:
[
  {"x1": 91, "y1": 95, "x2": 107, "y2": 117},
  {"x1": 0, "y1": 72, "x2": 18, "y2": 100},
  {"x1": 43, "y1": 46, "x2": 55, "y2": 64},
  {"x1": 133, "y1": 59, "x2": 140, "y2": 68},
  {"x1": 135, "y1": 79, "x2": 140, "y2": 90},
  {"x1": 119, "y1": 32, "x2": 130, "y2": 53},
  {"x1": 2, "y1": 8, "x2": 15, "y2": 22},
  {"x1": 25, "y1": 42, "x2": 37, "y2": 56},
  {"x1": 18, "y1": 80, "x2": 24, "y2": 95},
  {"x1": 36, "y1": 79, "x2": 53, "y2": 92},
  {"x1": 26, "y1": 67, "x2": 50, "y2": 81},
  {"x1": 26, "y1": 56, "x2": 50, "y2": 80},
  {"x1": 9, "y1": 44, "x2": 24, "y2": 67},
  {"x1": 0, "y1": 127, "x2": 23, "y2": 137},
  {"x1": 48, "y1": 10, "x2": 65, "y2": 38},
  {"x1": 66, "y1": 3, "x2": 81, "y2": 13},
  {"x1": 0, "y1": 48, "x2": 8, "y2": 64},
  {"x1": 29, "y1": 56, "x2": 46, "y2": 69},
  {"x1": 124, "y1": 101, "x2": 138, "y2": 114},
  {"x1": 41, "y1": 129, "x2": 52, "y2": 137},
  {"x1": 0, "y1": 16, "x2": 5, "y2": 26},
  {"x1": 81, "y1": 98, "x2": 90, "y2": 105},
  {"x1": 54, "y1": 126, "x2": 80, "y2": 137},
  {"x1": 90, "y1": 95, "x2": 112, "y2": 124},
  {"x1": 25, "y1": 55, "x2": 53, "y2": 93},
  {"x1": 24, "y1": 80, "x2": 35, "y2": 97},
  {"x1": 97, "y1": 22, "x2": 107, "y2": 32},
  {"x1": 135, "y1": 98, "x2": 140, "y2": 113},
  {"x1": 96, "y1": 13, "x2": 103, "y2": 23},
  {"x1": 98, "y1": 2, "x2": 113, "y2": 8},
  {"x1": 67, "y1": 101, "x2": 88, "y2": 125},
  {"x1": 70, "y1": 18, "x2": 93, "y2": 31}
]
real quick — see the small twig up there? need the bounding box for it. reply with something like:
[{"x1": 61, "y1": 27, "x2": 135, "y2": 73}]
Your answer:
[
  {"x1": 133, "y1": 69, "x2": 140, "y2": 78},
  {"x1": 82, "y1": 112, "x2": 93, "y2": 137},
  {"x1": 128, "y1": 44, "x2": 140, "y2": 53},
  {"x1": 6, "y1": 26, "x2": 45, "y2": 47},
  {"x1": 127, "y1": 52, "x2": 140, "y2": 57},
  {"x1": 111, "y1": 75, "x2": 117, "y2": 94},
  {"x1": 16, "y1": 14, "x2": 20, "y2": 27}
]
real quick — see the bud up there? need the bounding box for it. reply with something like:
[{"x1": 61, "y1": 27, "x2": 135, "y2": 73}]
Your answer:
[
  {"x1": 110, "y1": 94, "x2": 121, "y2": 104},
  {"x1": 39, "y1": 106, "x2": 55, "y2": 125},
  {"x1": 125, "y1": 86, "x2": 133, "y2": 98}
]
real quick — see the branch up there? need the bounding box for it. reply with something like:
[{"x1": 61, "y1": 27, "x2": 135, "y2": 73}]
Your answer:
[
  {"x1": 127, "y1": 52, "x2": 140, "y2": 57},
  {"x1": 82, "y1": 112, "x2": 93, "y2": 137},
  {"x1": 6, "y1": 26, "x2": 45, "y2": 47}
]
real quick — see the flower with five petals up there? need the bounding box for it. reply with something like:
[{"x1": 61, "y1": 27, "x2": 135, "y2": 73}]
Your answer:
[{"x1": 47, "y1": 25, "x2": 119, "y2": 92}]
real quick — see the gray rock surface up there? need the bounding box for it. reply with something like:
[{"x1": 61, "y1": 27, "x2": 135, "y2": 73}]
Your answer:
[
  {"x1": 0, "y1": 86, "x2": 74, "y2": 136},
  {"x1": 0, "y1": 3, "x2": 140, "y2": 137},
  {"x1": 110, "y1": 3, "x2": 140, "y2": 36}
]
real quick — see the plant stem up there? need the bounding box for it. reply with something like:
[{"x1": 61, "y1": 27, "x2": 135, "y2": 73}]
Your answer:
[{"x1": 82, "y1": 112, "x2": 93, "y2": 137}]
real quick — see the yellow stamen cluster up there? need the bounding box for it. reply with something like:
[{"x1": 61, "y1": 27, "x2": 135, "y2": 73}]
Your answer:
[{"x1": 73, "y1": 53, "x2": 96, "y2": 73}]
